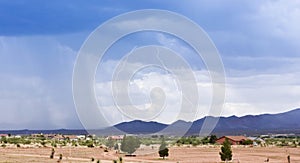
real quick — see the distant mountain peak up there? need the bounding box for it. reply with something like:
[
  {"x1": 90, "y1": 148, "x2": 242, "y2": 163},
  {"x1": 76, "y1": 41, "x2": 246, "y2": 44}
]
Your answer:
[
  {"x1": 110, "y1": 108, "x2": 300, "y2": 136},
  {"x1": 2, "y1": 108, "x2": 299, "y2": 136}
]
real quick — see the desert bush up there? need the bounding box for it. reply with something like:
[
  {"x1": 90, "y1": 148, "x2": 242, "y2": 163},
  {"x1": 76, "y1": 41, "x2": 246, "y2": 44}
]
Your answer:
[
  {"x1": 50, "y1": 148, "x2": 55, "y2": 159},
  {"x1": 59, "y1": 153, "x2": 63, "y2": 160},
  {"x1": 176, "y1": 136, "x2": 202, "y2": 146},
  {"x1": 159, "y1": 138, "x2": 169, "y2": 159},
  {"x1": 1, "y1": 137, "x2": 7, "y2": 144},
  {"x1": 242, "y1": 139, "x2": 253, "y2": 145},
  {"x1": 7, "y1": 138, "x2": 21, "y2": 144},
  {"x1": 87, "y1": 143, "x2": 94, "y2": 148},
  {"x1": 51, "y1": 142, "x2": 57, "y2": 147},
  {"x1": 40, "y1": 141, "x2": 46, "y2": 146},
  {"x1": 22, "y1": 139, "x2": 31, "y2": 144},
  {"x1": 209, "y1": 135, "x2": 217, "y2": 144}
]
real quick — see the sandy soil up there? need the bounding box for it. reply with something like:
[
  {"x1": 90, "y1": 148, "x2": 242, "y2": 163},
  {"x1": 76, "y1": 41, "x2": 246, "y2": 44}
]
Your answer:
[{"x1": 0, "y1": 145, "x2": 299, "y2": 163}]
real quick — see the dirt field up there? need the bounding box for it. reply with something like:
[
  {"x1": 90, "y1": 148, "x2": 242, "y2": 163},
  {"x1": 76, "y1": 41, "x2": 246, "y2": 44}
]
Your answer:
[{"x1": 0, "y1": 146, "x2": 299, "y2": 163}]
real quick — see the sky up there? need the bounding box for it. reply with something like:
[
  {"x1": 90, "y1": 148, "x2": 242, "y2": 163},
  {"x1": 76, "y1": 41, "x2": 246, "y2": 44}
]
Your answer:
[{"x1": 0, "y1": 0, "x2": 300, "y2": 129}]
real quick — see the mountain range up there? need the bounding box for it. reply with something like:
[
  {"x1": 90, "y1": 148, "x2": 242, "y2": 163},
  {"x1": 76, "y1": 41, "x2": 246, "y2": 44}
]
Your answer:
[
  {"x1": 1, "y1": 108, "x2": 299, "y2": 136},
  {"x1": 99, "y1": 108, "x2": 300, "y2": 136}
]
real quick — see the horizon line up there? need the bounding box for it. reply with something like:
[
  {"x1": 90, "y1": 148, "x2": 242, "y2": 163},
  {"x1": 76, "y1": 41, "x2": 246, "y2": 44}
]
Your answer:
[{"x1": 0, "y1": 107, "x2": 298, "y2": 131}]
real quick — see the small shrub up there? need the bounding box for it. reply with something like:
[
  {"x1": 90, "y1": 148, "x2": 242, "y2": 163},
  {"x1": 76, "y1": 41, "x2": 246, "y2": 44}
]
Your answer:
[
  {"x1": 50, "y1": 148, "x2": 55, "y2": 159},
  {"x1": 242, "y1": 139, "x2": 253, "y2": 145},
  {"x1": 40, "y1": 141, "x2": 46, "y2": 147},
  {"x1": 23, "y1": 140, "x2": 31, "y2": 144},
  {"x1": 87, "y1": 143, "x2": 94, "y2": 148},
  {"x1": 159, "y1": 138, "x2": 169, "y2": 159},
  {"x1": 59, "y1": 153, "x2": 63, "y2": 160}
]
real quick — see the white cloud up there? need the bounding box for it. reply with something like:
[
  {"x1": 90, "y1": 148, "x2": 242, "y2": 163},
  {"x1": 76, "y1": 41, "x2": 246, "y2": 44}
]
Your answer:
[
  {"x1": 224, "y1": 72, "x2": 300, "y2": 116},
  {"x1": 95, "y1": 65, "x2": 213, "y2": 125},
  {"x1": 95, "y1": 58, "x2": 300, "y2": 124}
]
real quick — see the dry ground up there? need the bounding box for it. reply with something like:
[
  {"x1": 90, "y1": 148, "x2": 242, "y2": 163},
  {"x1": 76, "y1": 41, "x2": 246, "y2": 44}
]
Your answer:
[{"x1": 0, "y1": 145, "x2": 299, "y2": 163}]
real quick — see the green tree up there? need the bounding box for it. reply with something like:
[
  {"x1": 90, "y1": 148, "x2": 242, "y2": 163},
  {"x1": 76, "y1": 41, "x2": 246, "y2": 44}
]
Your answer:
[
  {"x1": 159, "y1": 138, "x2": 169, "y2": 159},
  {"x1": 121, "y1": 136, "x2": 141, "y2": 155},
  {"x1": 1, "y1": 136, "x2": 7, "y2": 144},
  {"x1": 201, "y1": 136, "x2": 210, "y2": 144},
  {"x1": 219, "y1": 138, "x2": 232, "y2": 161},
  {"x1": 114, "y1": 143, "x2": 119, "y2": 150},
  {"x1": 106, "y1": 138, "x2": 115, "y2": 149},
  {"x1": 242, "y1": 139, "x2": 253, "y2": 145},
  {"x1": 209, "y1": 135, "x2": 217, "y2": 144}
]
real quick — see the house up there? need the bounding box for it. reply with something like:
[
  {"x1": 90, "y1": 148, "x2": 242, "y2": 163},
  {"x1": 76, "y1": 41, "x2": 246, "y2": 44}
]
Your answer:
[
  {"x1": 216, "y1": 136, "x2": 249, "y2": 145},
  {"x1": 65, "y1": 135, "x2": 78, "y2": 141},
  {"x1": 14, "y1": 135, "x2": 21, "y2": 138},
  {"x1": 44, "y1": 134, "x2": 55, "y2": 139},
  {"x1": 248, "y1": 137, "x2": 266, "y2": 146},
  {"x1": 52, "y1": 134, "x2": 64, "y2": 141},
  {"x1": 107, "y1": 135, "x2": 124, "y2": 141},
  {"x1": 0, "y1": 134, "x2": 8, "y2": 138}
]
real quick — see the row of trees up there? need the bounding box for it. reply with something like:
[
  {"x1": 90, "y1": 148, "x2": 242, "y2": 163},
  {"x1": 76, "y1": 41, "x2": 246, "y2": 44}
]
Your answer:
[
  {"x1": 117, "y1": 135, "x2": 169, "y2": 159},
  {"x1": 116, "y1": 135, "x2": 231, "y2": 161},
  {"x1": 176, "y1": 135, "x2": 217, "y2": 146},
  {"x1": 121, "y1": 135, "x2": 232, "y2": 161}
]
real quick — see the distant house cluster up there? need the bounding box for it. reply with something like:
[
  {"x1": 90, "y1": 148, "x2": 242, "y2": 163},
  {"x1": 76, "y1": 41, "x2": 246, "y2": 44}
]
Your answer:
[
  {"x1": 30, "y1": 133, "x2": 96, "y2": 141},
  {"x1": 0, "y1": 133, "x2": 126, "y2": 142},
  {"x1": 107, "y1": 135, "x2": 124, "y2": 141}
]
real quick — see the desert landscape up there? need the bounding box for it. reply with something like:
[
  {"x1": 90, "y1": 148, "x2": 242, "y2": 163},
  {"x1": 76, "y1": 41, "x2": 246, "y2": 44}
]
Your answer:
[
  {"x1": 1, "y1": 1, "x2": 300, "y2": 163},
  {"x1": 0, "y1": 145, "x2": 299, "y2": 163}
]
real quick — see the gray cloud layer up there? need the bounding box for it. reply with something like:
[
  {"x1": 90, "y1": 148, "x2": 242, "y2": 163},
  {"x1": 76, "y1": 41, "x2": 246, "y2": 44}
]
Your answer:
[{"x1": 0, "y1": 0, "x2": 299, "y2": 129}]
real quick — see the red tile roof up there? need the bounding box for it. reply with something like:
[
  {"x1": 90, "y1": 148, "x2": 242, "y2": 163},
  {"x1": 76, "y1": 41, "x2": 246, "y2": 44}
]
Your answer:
[{"x1": 221, "y1": 136, "x2": 248, "y2": 141}]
